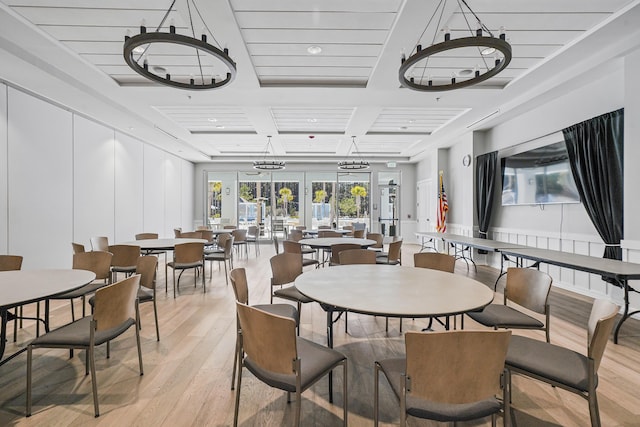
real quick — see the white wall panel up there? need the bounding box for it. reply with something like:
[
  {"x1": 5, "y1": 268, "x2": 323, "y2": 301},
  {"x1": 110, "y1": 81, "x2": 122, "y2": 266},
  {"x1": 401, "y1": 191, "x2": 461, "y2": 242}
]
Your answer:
[
  {"x1": 115, "y1": 132, "x2": 143, "y2": 242},
  {"x1": 143, "y1": 144, "x2": 165, "y2": 237},
  {"x1": 0, "y1": 84, "x2": 7, "y2": 253},
  {"x1": 164, "y1": 155, "x2": 182, "y2": 235},
  {"x1": 181, "y1": 159, "x2": 194, "y2": 230},
  {"x1": 8, "y1": 88, "x2": 72, "y2": 269},
  {"x1": 73, "y1": 115, "x2": 115, "y2": 248}
]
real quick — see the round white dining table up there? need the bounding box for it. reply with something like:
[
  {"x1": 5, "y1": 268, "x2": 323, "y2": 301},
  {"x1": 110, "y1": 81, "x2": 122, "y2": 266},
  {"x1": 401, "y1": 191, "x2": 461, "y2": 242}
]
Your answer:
[
  {"x1": 0, "y1": 269, "x2": 96, "y2": 363},
  {"x1": 295, "y1": 264, "x2": 494, "y2": 347}
]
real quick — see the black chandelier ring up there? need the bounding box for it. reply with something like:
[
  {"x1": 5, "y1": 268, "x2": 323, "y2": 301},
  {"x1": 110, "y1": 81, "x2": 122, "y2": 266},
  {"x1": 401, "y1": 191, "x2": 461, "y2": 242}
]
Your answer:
[
  {"x1": 399, "y1": 35, "x2": 512, "y2": 91},
  {"x1": 124, "y1": 28, "x2": 237, "y2": 90}
]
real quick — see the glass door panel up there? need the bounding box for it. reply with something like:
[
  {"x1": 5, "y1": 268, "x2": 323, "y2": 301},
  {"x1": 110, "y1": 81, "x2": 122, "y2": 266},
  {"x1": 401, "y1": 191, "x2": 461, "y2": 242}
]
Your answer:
[
  {"x1": 337, "y1": 172, "x2": 371, "y2": 230},
  {"x1": 271, "y1": 171, "x2": 304, "y2": 236},
  {"x1": 378, "y1": 172, "x2": 401, "y2": 237},
  {"x1": 308, "y1": 172, "x2": 337, "y2": 229},
  {"x1": 238, "y1": 171, "x2": 271, "y2": 236},
  {"x1": 205, "y1": 171, "x2": 237, "y2": 229}
]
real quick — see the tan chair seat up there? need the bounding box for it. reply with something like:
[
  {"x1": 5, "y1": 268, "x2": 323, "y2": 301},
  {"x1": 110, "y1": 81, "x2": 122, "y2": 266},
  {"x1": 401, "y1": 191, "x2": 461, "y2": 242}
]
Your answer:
[
  {"x1": 30, "y1": 316, "x2": 135, "y2": 347},
  {"x1": 244, "y1": 337, "x2": 346, "y2": 393},
  {"x1": 53, "y1": 281, "x2": 108, "y2": 299},
  {"x1": 506, "y1": 335, "x2": 591, "y2": 391},
  {"x1": 273, "y1": 286, "x2": 314, "y2": 304},
  {"x1": 168, "y1": 261, "x2": 203, "y2": 269},
  {"x1": 468, "y1": 304, "x2": 544, "y2": 329}
]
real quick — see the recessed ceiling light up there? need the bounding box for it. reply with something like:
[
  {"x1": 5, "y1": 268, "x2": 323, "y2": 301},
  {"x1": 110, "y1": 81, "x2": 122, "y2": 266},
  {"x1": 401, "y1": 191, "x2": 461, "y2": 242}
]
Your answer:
[
  {"x1": 407, "y1": 119, "x2": 416, "y2": 124},
  {"x1": 153, "y1": 65, "x2": 166, "y2": 74},
  {"x1": 307, "y1": 45, "x2": 322, "y2": 55},
  {"x1": 458, "y1": 69, "x2": 474, "y2": 76},
  {"x1": 307, "y1": 118, "x2": 317, "y2": 123},
  {"x1": 216, "y1": 125, "x2": 225, "y2": 129},
  {"x1": 207, "y1": 118, "x2": 218, "y2": 122},
  {"x1": 481, "y1": 47, "x2": 496, "y2": 56}
]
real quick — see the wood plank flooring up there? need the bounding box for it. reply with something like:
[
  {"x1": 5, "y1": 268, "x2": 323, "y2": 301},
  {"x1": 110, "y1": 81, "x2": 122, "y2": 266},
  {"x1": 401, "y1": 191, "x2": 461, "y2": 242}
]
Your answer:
[{"x1": 1, "y1": 242, "x2": 639, "y2": 426}]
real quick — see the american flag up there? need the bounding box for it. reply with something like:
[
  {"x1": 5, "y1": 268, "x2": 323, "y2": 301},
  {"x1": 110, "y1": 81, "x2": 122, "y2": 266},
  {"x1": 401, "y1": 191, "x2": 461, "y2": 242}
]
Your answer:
[{"x1": 436, "y1": 173, "x2": 448, "y2": 233}]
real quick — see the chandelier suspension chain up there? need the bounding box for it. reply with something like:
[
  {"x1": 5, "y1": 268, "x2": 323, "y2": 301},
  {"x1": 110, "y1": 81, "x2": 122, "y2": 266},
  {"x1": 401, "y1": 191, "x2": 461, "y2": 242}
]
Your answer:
[
  {"x1": 134, "y1": 0, "x2": 177, "y2": 64},
  {"x1": 418, "y1": 1, "x2": 446, "y2": 85},
  {"x1": 457, "y1": 0, "x2": 491, "y2": 72},
  {"x1": 186, "y1": 0, "x2": 206, "y2": 85}
]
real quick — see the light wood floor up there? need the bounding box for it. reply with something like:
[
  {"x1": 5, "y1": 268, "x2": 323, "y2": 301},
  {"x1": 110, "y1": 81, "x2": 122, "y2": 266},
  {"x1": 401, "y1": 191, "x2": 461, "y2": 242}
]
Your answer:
[{"x1": 1, "y1": 242, "x2": 639, "y2": 426}]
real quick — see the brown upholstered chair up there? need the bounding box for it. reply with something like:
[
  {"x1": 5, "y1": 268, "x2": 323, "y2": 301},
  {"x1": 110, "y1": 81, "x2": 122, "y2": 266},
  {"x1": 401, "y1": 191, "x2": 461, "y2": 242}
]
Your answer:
[
  {"x1": 318, "y1": 225, "x2": 331, "y2": 230},
  {"x1": 0, "y1": 255, "x2": 41, "y2": 341},
  {"x1": 338, "y1": 249, "x2": 377, "y2": 265},
  {"x1": 229, "y1": 268, "x2": 298, "y2": 389},
  {"x1": 27, "y1": 275, "x2": 143, "y2": 418},
  {"x1": 173, "y1": 228, "x2": 183, "y2": 237},
  {"x1": 168, "y1": 242, "x2": 205, "y2": 298},
  {"x1": 374, "y1": 330, "x2": 511, "y2": 427},
  {"x1": 329, "y1": 243, "x2": 361, "y2": 266},
  {"x1": 108, "y1": 244, "x2": 140, "y2": 283},
  {"x1": 282, "y1": 240, "x2": 319, "y2": 269},
  {"x1": 318, "y1": 230, "x2": 341, "y2": 238},
  {"x1": 468, "y1": 267, "x2": 553, "y2": 342},
  {"x1": 376, "y1": 239, "x2": 402, "y2": 265},
  {"x1": 204, "y1": 234, "x2": 234, "y2": 285},
  {"x1": 506, "y1": 299, "x2": 618, "y2": 427},
  {"x1": 223, "y1": 225, "x2": 237, "y2": 230},
  {"x1": 353, "y1": 229, "x2": 365, "y2": 238},
  {"x1": 179, "y1": 231, "x2": 203, "y2": 238},
  {"x1": 71, "y1": 242, "x2": 86, "y2": 254},
  {"x1": 366, "y1": 233, "x2": 384, "y2": 252},
  {"x1": 136, "y1": 256, "x2": 160, "y2": 341},
  {"x1": 270, "y1": 253, "x2": 313, "y2": 334},
  {"x1": 49, "y1": 251, "x2": 113, "y2": 322},
  {"x1": 234, "y1": 303, "x2": 347, "y2": 427},
  {"x1": 413, "y1": 252, "x2": 456, "y2": 271},
  {"x1": 90, "y1": 236, "x2": 109, "y2": 252}
]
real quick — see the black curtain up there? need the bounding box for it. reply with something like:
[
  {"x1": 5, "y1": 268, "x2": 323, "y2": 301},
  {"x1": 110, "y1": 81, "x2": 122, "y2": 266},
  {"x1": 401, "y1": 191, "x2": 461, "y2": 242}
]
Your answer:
[
  {"x1": 475, "y1": 151, "x2": 498, "y2": 240},
  {"x1": 562, "y1": 108, "x2": 624, "y2": 264}
]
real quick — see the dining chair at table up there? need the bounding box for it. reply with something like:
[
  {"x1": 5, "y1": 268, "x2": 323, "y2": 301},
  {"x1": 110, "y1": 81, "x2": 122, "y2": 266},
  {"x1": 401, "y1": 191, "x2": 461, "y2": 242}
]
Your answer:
[
  {"x1": 376, "y1": 239, "x2": 403, "y2": 265},
  {"x1": 71, "y1": 242, "x2": 86, "y2": 254},
  {"x1": 27, "y1": 275, "x2": 143, "y2": 418},
  {"x1": 135, "y1": 256, "x2": 160, "y2": 341},
  {"x1": 329, "y1": 243, "x2": 362, "y2": 266},
  {"x1": 90, "y1": 236, "x2": 109, "y2": 252},
  {"x1": 246, "y1": 225, "x2": 259, "y2": 256},
  {"x1": 229, "y1": 268, "x2": 298, "y2": 390},
  {"x1": 231, "y1": 229, "x2": 248, "y2": 258},
  {"x1": 468, "y1": 267, "x2": 553, "y2": 342},
  {"x1": 353, "y1": 229, "x2": 365, "y2": 238},
  {"x1": 179, "y1": 231, "x2": 203, "y2": 239},
  {"x1": 505, "y1": 299, "x2": 618, "y2": 427},
  {"x1": 108, "y1": 244, "x2": 140, "y2": 283},
  {"x1": 412, "y1": 252, "x2": 457, "y2": 332},
  {"x1": 318, "y1": 230, "x2": 341, "y2": 238},
  {"x1": 234, "y1": 302, "x2": 348, "y2": 427},
  {"x1": 270, "y1": 253, "x2": 313, "y2": 335},
  {"x1": 167, "y1": 242, "x2": 205, "y2": 298},
  {"x1": 173, "y1": 228, "x2": 182, "y2": 237},
  {"x1": 366, "y1": 233, "x2": 384, "y2": 252},
  {"x1": 374, "y1": 330, "x2": 512, "y2": 427},
  {"x1": 282, "y1": 240, "x2": 319, "y2": 269},
  {"x1": 318, "y1": 225, "x2": 332, "y2": 230},
  {"x1": 49, "y1": 251, "x2": 113, "y2": 323},
  {"x1": 338, "y1": 248, "x2": 377, "y2": 265},
  {"x1": 135, "y1": 232, "x2": 167, "y2": 265},
  {"x1": 204, "y1": 234, "x2": 234, "y2": 285}
]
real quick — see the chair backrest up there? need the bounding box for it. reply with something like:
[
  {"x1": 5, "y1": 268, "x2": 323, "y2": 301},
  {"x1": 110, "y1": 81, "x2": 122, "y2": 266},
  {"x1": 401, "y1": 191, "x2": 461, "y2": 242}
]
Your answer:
[
  {"x1": 223, "y1": 235, "x2": 235, "y2": 257},
  {"x1": 136, "y1": 256, "x2": 157, "y2": 290},
  {"x1": 319, "y1": 230, "x2": 341, "y2": 238},
  {"x1": 236, "y1": 302, "x2": 297, "y2": 375},
  {"x1": 174, "y1": 228, "x2": 183, "y2": 237},
  {"x1": 289, "y1": 229, "x2": 304, "y2": 242},
  {"x1": 318, "y1": 225, "x2": 331, "y2": 230},
  {"x1": 135, "y1": 233, "x2": 159, "y2": 240},
  {"x1": 174, "y1": 242, "x2": 204, "y2": 263},
  {"x1": 505, "y1": 268, "x2": 553, "y2": 314},
  {"x1": 224, "y1": 225, "x2": 237, "y2": 230},
  {"x1": 90, "y1": 236, "x2": 109, "y2": 252},
  {"x1": 338, "y1": 249, "x2": 377, "y2": 265},
  {"x1": 366, "y1": 233, "x2": 384, "y2": 249},
  {"x1": 232, "y1": 229, "x2": 247, "y2": 242},
  {"x1": 413, "y1": 252, "x2": 455, "y2": 272},
  {"x1": 270, "y1": 253, "x2": 303, "y2": 286},
  {"x1": 200, "y1": 229, "x2": 214, "y2": 243},
  {"x1": 353, "y1": 229, "x2": 365, "y2": 238},
  {"x1": 247, "y1": 225, "x2": 258, "y2": 238},
  {"x1": 282, "y1": 240, "x2": 302, "y2": 255},
  {"x1": 180, "y1": 231, "x2": 202, "y2": 239},
  {"x1": 196, "y1": 225, "x2": 210, "y2": 231},
  {"x1": 71, "y1": 242, "x2": 86, "y2": 254},
  {"x1": 108, "y1": 245, "x2": 140, "y2": 268},
  {"x1": 0, "y1": 255, "x2": 23, "y2": 271},
  {"x1": 93, "y1": 275, "x2": 140, "y2": 332},
  {"x1": 329, "y1": 243, "x2": 361, "y2": 265},
  {"x1": 73, "y1": 251, "x2": 113, "y2": 281},
  {"x1": 230, "y1": 268, "x2": 249, "y2": 304},
  {"x1": 273, "y1": 236, "x2": 280, "y2": 254},
  {"x1": 405, "y1": 330, "x2": 511, "y2": 404},
  {"x1": 387, "y1": 239, "x2": 403, "y2": 262},
  {"x1": 295, "y1": 225, "x2": 306, "y2": 231},
  {"x1": 587, "y1": 299, "x2": 619, "y2": 371}
]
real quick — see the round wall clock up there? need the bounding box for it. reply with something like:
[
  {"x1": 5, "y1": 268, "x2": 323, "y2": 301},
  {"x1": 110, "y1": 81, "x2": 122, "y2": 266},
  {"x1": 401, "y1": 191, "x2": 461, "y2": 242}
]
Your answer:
[{"x1": 462, "y1": 154, "x2": 471, "y2": 167}]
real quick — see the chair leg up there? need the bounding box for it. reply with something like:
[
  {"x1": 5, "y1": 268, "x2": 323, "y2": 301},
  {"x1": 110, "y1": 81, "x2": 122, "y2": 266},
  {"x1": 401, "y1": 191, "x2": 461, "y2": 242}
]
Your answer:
[
  {"x1": 89, "y1": 344, "x2": 99, "y2": 417},
  {"x1": 26, "y1": 345, "x2": 33, "y2": 417},
  {"x1": 297, "y1": 302, "x2": 302, "y2": 336},
  {"x1": 231, "y1": 333, "x2": 239, "y2": 390},
  {"x1": 173, "y1": 269, "x2": 177, "y2": 298},
  {"x1": 374, "y1": 362, "x2": 380, "y2": 427},
  {"x1": 588, "y1": 390, "x2": 601, "y2": 427},
  {"x1": 295, "y1": 389, "x2": 302, "y2": 427},
  {"x1": 223, "y1": 260, "x2": 229, "y2": 285},
  {"x1": 342, "y1": 361, "x2": 348, "y2": 427},
  {"x1": 153, "y1": 300, "x2": 160, "y2": 341},
  {"x1": 233, "y1": 359, "x2": 243, "y2": 427},
  {"x1": 135, "y1": 305, "x2": 144, "y2": 376}
]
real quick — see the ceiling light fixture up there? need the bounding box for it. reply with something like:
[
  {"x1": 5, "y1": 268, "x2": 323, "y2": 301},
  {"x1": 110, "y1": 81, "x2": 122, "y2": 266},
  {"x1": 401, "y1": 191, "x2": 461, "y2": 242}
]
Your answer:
[
  {"x1": 399, "y1": 0, "x2": 511, "y2": 91},
  {"x1": 307, "y1": 45, "x2": 322, "y2": 55},
  {"x1": 123, "y1": 0, "x2": 237, "y2": 90},
  {"x1": 338, "y1": 136, "x2": 370, "y2": 170},
  {"x1": 253, "y1": 136, "x2": 285, "y2": 170}
]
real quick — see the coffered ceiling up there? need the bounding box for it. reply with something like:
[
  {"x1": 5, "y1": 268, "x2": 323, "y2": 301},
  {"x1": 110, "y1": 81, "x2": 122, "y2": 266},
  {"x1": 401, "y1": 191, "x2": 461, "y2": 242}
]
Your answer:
[{"x1": 1, "y1": 0, "x2": 639, "y2": 164}]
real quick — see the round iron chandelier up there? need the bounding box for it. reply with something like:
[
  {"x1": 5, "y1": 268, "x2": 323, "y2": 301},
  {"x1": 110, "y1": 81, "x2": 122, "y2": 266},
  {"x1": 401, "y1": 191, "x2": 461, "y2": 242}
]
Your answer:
[
  {"x1": 253, "y1": 136, "x2": 285, "y2": 171},
  {"x1": 338, "y1": 136, "x2": 370, "y2": 170},
  {"x1": 123, "y1": 0, "x2": 236, "y2": 90},
  {"x1": 399, "y1": 0, "x2": 511, "y2": 91}
]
